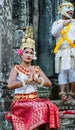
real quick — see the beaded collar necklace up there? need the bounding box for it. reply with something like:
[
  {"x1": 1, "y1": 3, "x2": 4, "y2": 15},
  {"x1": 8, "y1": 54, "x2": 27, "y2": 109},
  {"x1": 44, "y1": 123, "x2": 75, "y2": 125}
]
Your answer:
[
  {"x1": 16, "y1": 65, "x2": 31, "y2": 76},
  {"x1": 16, "y1": 65, "x2": 39, "y2": 76}
]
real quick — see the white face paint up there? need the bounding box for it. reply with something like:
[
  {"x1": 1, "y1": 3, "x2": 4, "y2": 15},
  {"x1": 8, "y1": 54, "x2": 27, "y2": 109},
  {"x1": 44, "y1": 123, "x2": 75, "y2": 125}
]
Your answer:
[{"x1": 61, "y1": 5, "x2": 74, "y2": 18}]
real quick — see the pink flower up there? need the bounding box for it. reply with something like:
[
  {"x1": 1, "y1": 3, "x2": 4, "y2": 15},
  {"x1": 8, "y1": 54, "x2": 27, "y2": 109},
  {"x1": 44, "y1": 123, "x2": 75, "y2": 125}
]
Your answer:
[{"x1": 17, "y1": 49, "x2": 23, "y2": 56}]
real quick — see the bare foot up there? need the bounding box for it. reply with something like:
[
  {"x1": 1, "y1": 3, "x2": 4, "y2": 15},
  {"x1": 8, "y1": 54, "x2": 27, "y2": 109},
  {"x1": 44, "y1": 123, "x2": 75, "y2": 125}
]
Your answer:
[{"x1": 67, "y1": 95, "x2": 74, "y2": 101}]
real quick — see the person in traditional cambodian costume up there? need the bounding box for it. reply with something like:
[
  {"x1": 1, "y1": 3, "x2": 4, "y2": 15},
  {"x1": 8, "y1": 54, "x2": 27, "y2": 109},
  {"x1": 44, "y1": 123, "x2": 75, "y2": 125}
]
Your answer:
[
  {"x1": 6, "y1": 27, "x2": 60, "y2": 130},
  {"x1": 51, "y1": 1, "x2": 75, "y2": 102}
]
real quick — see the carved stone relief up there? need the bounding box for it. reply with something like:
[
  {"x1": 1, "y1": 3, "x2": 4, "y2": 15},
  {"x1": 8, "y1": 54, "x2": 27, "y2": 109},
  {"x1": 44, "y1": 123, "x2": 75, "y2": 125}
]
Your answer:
[{"x1": 0, "y1": 0, "x2": 12, "y2": 81}]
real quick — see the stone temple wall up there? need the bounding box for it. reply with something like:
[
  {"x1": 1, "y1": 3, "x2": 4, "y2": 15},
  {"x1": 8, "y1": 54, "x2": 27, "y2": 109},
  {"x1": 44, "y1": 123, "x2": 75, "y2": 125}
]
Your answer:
[
  {"x1": 0, "y1": 0, "x2": 75, "y2": 130},
  {"x1": 12, "y1": 0, "x2": 31, "y2": 65},
  {"x1": 0, "y1": 0, "x2": 12, "y2": 82},
  {"x1": 0, "y1": 0, "x2": 28, "y2": 129},
  {"x1": 0, "y1": 1, "x2": 13, "y2": 129}
]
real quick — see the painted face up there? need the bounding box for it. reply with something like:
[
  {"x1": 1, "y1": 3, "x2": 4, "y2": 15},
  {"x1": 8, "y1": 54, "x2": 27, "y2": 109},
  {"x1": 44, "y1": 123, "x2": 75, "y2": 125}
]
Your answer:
[
  {"x1": 61, "y1": 5, "x2": 74, "y2": 18},
  {"x1": 21, "y1": 48, "x2": 34, "y2": 63}
]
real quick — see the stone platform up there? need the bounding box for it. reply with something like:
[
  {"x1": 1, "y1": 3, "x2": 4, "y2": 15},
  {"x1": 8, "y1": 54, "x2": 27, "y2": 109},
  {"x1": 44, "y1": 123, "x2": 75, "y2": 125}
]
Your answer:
[
  {"x1": 52, "y1": 100, "x2": 75, "y2": 130},
  {"x1": 0, "y1": 84, "x2": 75, "y2": 130}
]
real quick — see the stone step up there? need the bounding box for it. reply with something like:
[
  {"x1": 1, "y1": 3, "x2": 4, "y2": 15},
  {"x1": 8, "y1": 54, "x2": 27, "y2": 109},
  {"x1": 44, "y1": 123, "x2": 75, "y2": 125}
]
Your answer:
[
  {"x1": 0, "y1": 99, "x2": 75, "y2": 130},
  {"x1": 52, "y1": 100, "x2": 75, "y2": 110}
]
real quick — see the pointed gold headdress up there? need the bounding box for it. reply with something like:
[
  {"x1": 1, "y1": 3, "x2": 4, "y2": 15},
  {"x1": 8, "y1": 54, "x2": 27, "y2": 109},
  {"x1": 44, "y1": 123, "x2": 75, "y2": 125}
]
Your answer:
[
  {"x1": 20, "y1": 27, "x2": 35, "y2": 50},
  {"x1": 18, "y1": 26, "x2": 37, "y2": 60}
]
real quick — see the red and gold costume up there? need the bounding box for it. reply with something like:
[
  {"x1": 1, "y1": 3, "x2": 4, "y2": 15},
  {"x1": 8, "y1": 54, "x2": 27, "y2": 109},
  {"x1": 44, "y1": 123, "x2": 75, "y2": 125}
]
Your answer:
[
  {"x1": 6, "y1": 65, "x2": 60, "y2": 130},
  {"x1": 6, "y1": 27, "x2": 60, "y2": 129}
]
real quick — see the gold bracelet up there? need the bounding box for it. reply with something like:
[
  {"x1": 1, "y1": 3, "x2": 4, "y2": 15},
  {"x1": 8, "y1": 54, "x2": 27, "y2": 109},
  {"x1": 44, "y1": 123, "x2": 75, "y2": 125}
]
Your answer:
[{"x1": 37, "y1": 77, "x2": 44, "y2": 87}]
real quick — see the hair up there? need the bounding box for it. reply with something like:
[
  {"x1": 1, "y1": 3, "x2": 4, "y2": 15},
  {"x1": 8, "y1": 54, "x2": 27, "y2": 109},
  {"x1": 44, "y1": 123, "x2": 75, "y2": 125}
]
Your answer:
[{"x1": 24, "y1": 47, "x2": 34, "y2": 51}]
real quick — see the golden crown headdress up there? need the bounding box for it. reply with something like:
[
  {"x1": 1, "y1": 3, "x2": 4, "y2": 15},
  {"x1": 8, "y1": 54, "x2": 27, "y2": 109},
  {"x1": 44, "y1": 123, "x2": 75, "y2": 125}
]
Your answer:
[
  {"x1": 20, "y1": 26, "x2": 35, "y2": 50},
  {"x1": 20, "y1": 26, "x2": 37, "y2": 60}
]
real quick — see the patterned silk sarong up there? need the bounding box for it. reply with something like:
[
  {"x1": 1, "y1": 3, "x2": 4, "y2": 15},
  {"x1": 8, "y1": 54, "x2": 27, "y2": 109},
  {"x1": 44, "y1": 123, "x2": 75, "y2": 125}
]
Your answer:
[{"x1": 6, "y1": 96, "x2": 60, "y2": 130}]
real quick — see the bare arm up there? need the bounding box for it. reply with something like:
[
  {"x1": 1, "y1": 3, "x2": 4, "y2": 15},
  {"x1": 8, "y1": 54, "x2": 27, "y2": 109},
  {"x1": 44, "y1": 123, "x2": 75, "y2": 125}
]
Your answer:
[
  {"x1": 7, "y1": 66, "x2": 22, "y2": 90},
  {"x1": 8, "y1": 65, "x2": 52, "y2": 90}
]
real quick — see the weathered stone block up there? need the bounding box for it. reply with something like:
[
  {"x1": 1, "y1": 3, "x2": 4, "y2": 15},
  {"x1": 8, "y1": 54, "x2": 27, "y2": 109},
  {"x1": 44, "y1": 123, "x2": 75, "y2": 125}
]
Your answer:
[
  {"x1": 13, "y1": 30, "x2": 24, "y2": 48},
  {"x1": 19, "y1": 15, "x2": 27, "y2": 29},
  {"x1": 12, "y1": 49, "x2": 21, "y2": 64}
]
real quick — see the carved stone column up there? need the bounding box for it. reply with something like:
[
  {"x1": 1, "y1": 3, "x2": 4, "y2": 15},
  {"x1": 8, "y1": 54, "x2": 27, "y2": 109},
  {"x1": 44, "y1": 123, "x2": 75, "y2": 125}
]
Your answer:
[
  {"x1": 0, "y1": 0, "x2": 12, "y2": 81},
  {"x1": 12, "y1": 0, "x2": 30, "y2": 65},
  {"x1": 33, "y1": 0, "x2": 39, "y2": 65}
]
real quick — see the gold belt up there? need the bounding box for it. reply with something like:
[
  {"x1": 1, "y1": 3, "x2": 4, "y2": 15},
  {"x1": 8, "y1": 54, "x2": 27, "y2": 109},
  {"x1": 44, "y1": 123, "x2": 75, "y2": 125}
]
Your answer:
[{"x1": 14, "y1": 92, "x2": 39, "y2": 100}]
